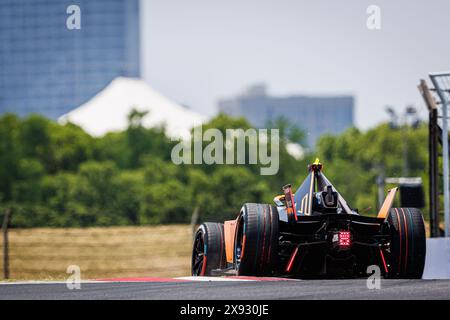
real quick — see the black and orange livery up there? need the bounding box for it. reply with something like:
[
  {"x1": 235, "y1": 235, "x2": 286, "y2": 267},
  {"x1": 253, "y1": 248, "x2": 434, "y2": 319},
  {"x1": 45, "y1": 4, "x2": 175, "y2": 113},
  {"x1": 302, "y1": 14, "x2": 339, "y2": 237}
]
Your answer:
[{"x1": 191, "y1": 159, "x2": 426, "y2": 278}]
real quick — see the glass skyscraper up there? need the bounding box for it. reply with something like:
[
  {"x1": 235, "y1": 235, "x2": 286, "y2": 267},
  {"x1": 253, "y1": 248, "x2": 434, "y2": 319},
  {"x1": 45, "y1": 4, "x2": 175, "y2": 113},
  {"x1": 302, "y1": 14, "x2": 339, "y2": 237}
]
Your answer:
[
  {"x1": 0, "y1": 0, "x2": 140, "y2": 119},
  {"x1": 218, "y1": 84, "x2": 354, "y2": 147}
]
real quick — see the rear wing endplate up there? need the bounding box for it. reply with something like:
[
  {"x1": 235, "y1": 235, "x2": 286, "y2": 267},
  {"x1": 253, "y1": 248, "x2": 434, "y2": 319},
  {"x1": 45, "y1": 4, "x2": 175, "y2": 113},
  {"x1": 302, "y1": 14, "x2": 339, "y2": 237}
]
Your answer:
[{"x1": 377, "y1": 187, "x2": 398, "y2": 219}]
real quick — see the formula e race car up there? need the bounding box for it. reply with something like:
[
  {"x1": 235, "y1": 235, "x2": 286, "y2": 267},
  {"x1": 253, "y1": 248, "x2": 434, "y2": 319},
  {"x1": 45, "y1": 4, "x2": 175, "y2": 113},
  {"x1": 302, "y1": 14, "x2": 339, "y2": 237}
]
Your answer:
[{"x1": 191, "y1": 159, "x2": 426, "y2": 279}]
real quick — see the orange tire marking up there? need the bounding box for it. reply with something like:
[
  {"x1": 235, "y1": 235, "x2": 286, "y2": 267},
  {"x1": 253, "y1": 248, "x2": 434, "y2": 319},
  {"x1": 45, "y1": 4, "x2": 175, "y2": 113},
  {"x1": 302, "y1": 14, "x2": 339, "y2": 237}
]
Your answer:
[
  {"x1": 241, "y1": 234, "x2": 246, "y2": 261},
  {"x1": 201, "y1": 255, "x2": 207, "y2": 276}
]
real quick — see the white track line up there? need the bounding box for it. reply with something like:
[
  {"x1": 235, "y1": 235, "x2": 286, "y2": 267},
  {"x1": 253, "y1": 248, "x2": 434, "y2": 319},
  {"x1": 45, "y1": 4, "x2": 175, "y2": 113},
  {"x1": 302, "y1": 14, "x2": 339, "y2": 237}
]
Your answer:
[
  {"x1": 0, "y1": 280, "x2": 101, "y2": 285},
  {"x1": 176, "y1": 276, "x2": 255, "y2": 282},
  {"x1": 0, "y1": 276, "x2": 301, "y2": 284}
]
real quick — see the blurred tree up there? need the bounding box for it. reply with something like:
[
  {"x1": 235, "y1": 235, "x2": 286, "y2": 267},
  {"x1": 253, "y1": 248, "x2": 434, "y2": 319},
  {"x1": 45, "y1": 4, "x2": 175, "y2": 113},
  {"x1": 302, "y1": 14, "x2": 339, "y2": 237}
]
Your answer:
[
  {"x1": 49, "y1": 122, "x2": 95, "y2": 172},
  {"x1": 12, "y1": 158, "x2": 45, "y2": 203},
  {"x1": 19, "y1": 115, "x2": 52, "y2": 171},
  {"x1": 316, "y1": 123, "x2": 428, "y2": 215},
  {"x1": 140, "y1": 179, "x2": 191, "y2": 224},
  {"x1": 127, "y1": 108, "x2": 150, "y2": 168},
  {"x1": 94, "y1": 132, "x2": 129, "y2": 168},
  {"x1": 0, "y1": 112, "x2": 430, "y2": 227},
  {"x1": 0, "y1": 114, "x2": 20, "y2": 201},
  {"x1": 77, "y1": 161, "x2": 118, "y2": 208},
  {"x1": 266, "y1": 116, "x2": 306, "y2": 146},
  {"x1": 112, "y1": 170, "x2": 144, "y2": 225},
  {"x1": 189, "y1": 166, "x2": 271, "y2": 222}
]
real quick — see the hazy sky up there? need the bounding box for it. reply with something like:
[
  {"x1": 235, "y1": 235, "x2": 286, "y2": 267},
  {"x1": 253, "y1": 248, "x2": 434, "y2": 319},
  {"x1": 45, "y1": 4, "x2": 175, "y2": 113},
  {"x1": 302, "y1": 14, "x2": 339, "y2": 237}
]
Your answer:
[{"x1": 141, "y1": 0, "x2": 450, "y2": 129}]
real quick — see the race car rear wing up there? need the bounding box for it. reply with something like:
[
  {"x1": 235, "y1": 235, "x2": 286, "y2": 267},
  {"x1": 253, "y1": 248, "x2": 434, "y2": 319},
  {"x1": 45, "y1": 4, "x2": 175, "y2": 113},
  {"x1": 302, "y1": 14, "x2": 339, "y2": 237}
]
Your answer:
[
  {"x1": 376, "y1": 187, "x2": 398, "y2": 219},
  {"x1": 293, "y1": 159, "x2": 354, "y2": 216}
]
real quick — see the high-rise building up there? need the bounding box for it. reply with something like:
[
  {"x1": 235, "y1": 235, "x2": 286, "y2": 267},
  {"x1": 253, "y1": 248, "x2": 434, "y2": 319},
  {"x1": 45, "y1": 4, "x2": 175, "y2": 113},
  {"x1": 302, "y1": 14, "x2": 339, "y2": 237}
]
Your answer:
[
  {"x1": 218, "y1": 84, "x2": 354, "y2": 147},
  {"x1": 0, "y1": 0, "x2": 140, "y2": 119}
]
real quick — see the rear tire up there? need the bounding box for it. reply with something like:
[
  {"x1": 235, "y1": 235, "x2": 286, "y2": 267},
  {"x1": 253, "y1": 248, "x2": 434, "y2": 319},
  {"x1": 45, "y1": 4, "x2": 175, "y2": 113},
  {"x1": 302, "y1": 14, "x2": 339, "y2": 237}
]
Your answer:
[
  {"x1": 191, "y1": 222, "x2": 226, "y2": 276},
  {"x1": 387, "y1": 207, "x2": 426, "y2": 279},
  {"x1": 235, "y1": 203, "x2": 279, "y2": 276}
]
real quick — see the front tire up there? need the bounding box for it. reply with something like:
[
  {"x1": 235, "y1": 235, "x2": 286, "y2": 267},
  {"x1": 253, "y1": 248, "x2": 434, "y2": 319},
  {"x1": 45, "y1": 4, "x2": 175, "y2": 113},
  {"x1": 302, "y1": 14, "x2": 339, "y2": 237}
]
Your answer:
[
  {"x1": 387, "y1": 207, "x2": 426, "y2": 279},
  {"x1": 191, "y1": 222, "x2": 226, "y2": 276},
  {"x1": 235, "y1": 203, "x2": 279, "y2": 276}
]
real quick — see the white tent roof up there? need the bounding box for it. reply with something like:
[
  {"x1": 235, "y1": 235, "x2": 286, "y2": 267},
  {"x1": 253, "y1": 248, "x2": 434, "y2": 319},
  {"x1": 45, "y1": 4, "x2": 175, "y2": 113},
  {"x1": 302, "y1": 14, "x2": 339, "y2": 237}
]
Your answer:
[{"x1": 58, "y1": 77, "x2": 206, "y2": 140}]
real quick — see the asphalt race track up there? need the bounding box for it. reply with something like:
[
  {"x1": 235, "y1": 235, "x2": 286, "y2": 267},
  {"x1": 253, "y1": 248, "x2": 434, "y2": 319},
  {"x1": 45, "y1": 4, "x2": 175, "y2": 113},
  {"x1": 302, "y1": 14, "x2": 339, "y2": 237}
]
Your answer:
[{"x1": 0, "y1": 278, "x2": 449, "y2": 299}]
